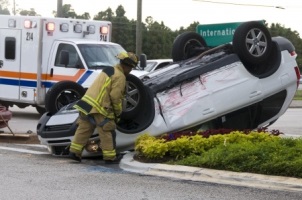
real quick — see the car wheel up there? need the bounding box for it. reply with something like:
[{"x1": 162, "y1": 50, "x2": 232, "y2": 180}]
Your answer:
[
  {"x1": 172, "y1": 32, "x2": 207, "y2": 62},
  {"x1": 45, "y1": 81, "x2": 85, "y2": 114},
  {"x1": 35, "y1": 106, "x2": 46, "y2": 115},
  {"x1": 233, "y1": 21, "x2": 272, "y2": 65},
  {"x1": 121, "y1": 74, "x2": 146, "y2": 119}
]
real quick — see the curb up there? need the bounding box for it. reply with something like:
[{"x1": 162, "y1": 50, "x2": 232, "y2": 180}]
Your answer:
[
  {"x1": 120, "y1": 152, "x2": 157, "y2": 173},
  {"x1": 120, "y1": 152, "x2": 302, "y2": 192}
]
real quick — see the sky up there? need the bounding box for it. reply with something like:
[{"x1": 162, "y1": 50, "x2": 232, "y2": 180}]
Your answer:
[{"x1": 8, "y1": 0, "x2": 302, "y2": 35}]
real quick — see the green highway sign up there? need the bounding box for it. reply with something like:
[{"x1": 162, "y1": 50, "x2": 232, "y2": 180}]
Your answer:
[{"x1": 196, "y1": 21, "x2": 264, "y2": 46}]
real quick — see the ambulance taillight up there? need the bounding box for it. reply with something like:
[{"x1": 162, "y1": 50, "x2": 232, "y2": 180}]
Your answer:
[{"x1": 46, "y1": 22, "x2": 55, "y2": 32}]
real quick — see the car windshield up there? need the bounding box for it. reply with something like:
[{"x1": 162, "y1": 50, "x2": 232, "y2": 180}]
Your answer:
[
  {"x1": 136, "y1": 61, "x2": 157, "y2": 71},
  {"x1": 77, "y1": 43, "x2": 125, "y2": 69},
  {"x1": 144, "y1": 62, "x2": 157, "y2": 72}
]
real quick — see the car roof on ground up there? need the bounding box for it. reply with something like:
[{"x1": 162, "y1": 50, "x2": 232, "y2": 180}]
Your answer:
[{"x1": 147, "y1": 59, "x2": 173, "y2": 62}]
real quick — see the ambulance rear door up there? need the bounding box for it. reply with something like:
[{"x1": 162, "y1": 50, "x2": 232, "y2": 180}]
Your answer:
[{"x1": 0, "y1": 29, "x2": 21, "y2": 101}]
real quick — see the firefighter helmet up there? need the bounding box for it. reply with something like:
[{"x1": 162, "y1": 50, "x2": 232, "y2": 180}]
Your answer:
[{"x1": 117, "y1": 52, "x2": 139, "y2": 68}]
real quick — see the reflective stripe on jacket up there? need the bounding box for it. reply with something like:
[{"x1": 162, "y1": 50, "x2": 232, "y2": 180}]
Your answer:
[{"x1": 74, "y1": 64, "x2": 126, "y2": 119}]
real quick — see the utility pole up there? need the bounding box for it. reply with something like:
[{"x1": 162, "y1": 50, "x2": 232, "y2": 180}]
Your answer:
[
  {"x1": 136, "y1": 0, "x2": 142, "y2": 56},
  {"x1": 13, "y1": 0, "x2": 15, "y2": 15},
  {"x1": 57, "y1": 0, "x2": 63, "y2": 17}
]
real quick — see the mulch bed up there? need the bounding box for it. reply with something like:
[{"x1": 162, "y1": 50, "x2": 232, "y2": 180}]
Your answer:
[
  {"x1": 133, "y1": 153, "x2": 174, "y2": 163},
  {"x1": 0, "y1": 133, "x2": 40, "y2": 144}
]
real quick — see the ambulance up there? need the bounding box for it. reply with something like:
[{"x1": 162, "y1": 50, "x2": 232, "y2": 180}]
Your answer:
[{"x1": 0, "y1": 15, "x2": 147, "y2": 114}]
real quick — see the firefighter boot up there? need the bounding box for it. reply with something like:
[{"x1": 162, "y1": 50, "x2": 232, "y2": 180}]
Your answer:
[
  {"x1": 104, "y1": 154, "x2": 123, "y2": 164},
  {"x1": 69, "y1": 152, "x2": 82, "y2": 162}
]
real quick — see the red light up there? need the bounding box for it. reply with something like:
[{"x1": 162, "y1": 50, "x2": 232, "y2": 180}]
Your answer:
[
  {"x1": 46, "y1": 22, "x2": 55, "y2": 32},
  {"x1": 24, "y1": 20, "x2": 32, "y2": 29},
  {"x1": 290, "y1": 51, "x2": 297, "y2": 56},
  {"x1": 100, "y1": 26, "x2": 108, "y2": 34},
  {"x1": 294, "y1": 66, "x2": 301, "y2": 88}
]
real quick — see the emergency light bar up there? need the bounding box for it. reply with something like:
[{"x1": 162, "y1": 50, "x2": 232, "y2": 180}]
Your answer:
[{"x1": 44, "y1": 21, "x2": 109, "y2": 35}]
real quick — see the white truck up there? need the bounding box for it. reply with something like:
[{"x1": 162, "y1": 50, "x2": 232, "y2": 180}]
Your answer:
[{"x1": 0, "y1": 15, "x2": 146, "y2": 114}]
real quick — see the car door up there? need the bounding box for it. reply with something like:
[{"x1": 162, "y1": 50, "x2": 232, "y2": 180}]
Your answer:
[
  {"x1": 157, "y1": 76, "x2": 215, "y2": 131},
  {"x1": 208, "y1": 62, "x2": 262, "y2": 115}
]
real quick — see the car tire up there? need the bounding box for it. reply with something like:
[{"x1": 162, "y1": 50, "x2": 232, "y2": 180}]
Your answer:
[
  {"x1": 121, "y1": 74, "x2": 146, "y2": 120},
  {"x1": 35, "y1": 106, "x2": 46, "y2": 115},
  {"x1": 172, "y1": 32, "x2": 207, "y2": 62},
  {"x1": 233, "y1": 21, "x2": 272, "y2": 65},
  {"x1": 45, "y1": 81, "x2": 85, "y2": 114}
]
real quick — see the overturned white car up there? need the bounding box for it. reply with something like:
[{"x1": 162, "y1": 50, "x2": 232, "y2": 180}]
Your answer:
[{"x1": 37, "y1": 21, "x2": 300, "y2": 157}]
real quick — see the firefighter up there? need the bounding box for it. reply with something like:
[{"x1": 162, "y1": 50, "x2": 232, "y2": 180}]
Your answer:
[{"x1": 68, "y1": 52, "x2": 139, "y2": 164}]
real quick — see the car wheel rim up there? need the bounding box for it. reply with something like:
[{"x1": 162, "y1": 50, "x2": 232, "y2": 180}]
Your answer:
[
  {"x1": 123, "y1": 81, "x2": 140, "y2": 112},
  {"x1": 245, "y1": 28, "x2": 268, "y2": 57},
  {"x1": 184, "y1": 39, "x2": 203, "y2": 56},
  {"x1": 55, "y1": 90, "x2": 82, "y2": 111}
]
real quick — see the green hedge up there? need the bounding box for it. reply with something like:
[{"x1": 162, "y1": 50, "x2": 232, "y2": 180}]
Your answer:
[{"x1": 134, "y1": 131, "x2": 302, "y2": 178}]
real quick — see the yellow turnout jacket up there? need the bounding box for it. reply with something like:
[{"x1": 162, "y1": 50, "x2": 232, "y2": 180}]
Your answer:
[{"x1": 74, "y1": 64, "x2": 126, "y2": 119}]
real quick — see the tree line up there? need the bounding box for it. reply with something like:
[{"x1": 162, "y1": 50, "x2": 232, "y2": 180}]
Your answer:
[{"x1": 0, "y1": 1, "x2": 301, "y2": 69}]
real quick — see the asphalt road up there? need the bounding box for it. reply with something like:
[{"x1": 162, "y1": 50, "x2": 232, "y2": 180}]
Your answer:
[
  {"x1": 269, "y1": 108, "x2": 302, "y2": 137},
  {"x1": 1, "y1": 143, "x2": 302, "y2": 199}
]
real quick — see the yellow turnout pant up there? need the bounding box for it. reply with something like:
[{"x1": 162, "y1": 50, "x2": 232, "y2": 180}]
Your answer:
[{"x1": 69, "y1": 112, "x2": 117, "y2": 160}]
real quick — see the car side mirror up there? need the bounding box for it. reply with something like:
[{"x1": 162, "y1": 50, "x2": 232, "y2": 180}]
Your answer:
[
  {"x1": 139, "y1": 54, "x2": 147, "y2": 70},
  {"x1": 60, "y1": 50, "x2": 69, "y2": 67}
]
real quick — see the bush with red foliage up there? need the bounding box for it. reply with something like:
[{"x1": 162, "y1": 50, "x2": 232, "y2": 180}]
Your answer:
[{"x1": 160, "y1": 127, "x2": 283, "y2": 142}]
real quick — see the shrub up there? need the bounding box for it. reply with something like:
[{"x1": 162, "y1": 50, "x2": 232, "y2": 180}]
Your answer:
[
  {"x1": 135, "y1": 134, "x2": 168, "y2": 159},
  {"x1": 172, "y1": 137, "x2": 302, "y2": 178},
  {"x1": 135, "y1": 131, "x2": 279, "y2": 161}
]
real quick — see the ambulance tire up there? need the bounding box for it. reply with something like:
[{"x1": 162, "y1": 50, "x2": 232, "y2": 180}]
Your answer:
[
  {"x1": 121, "y1": 74, "x2": 147, "y2": 120},
  {"x1": 45, "y1": 81, "x2": 86, "y2": 114}
]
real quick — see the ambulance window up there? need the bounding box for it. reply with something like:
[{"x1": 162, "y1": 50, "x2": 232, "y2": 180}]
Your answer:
[
  {"x1": 55, "y1": 43, "x2": 83, "y2": 68},
  {"x1": 5, "y1": 37, "x2": 16, "y2": 60}
]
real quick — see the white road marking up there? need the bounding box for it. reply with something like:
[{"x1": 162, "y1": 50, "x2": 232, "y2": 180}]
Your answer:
[
  {"x1": 0, "y1": 146, "x2": 49, "y2": 155},
  {"x1": 15, "y1": 144, "x2": 48, "y2": 149}
]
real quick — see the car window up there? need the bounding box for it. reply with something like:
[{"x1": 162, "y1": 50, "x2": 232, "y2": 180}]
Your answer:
[
  {"x1": 154, "y1": 62, "x2": 172, "y2": 70},
  {"x1": 144, "y1": 62, "x2": 157, "y2": 72}
]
